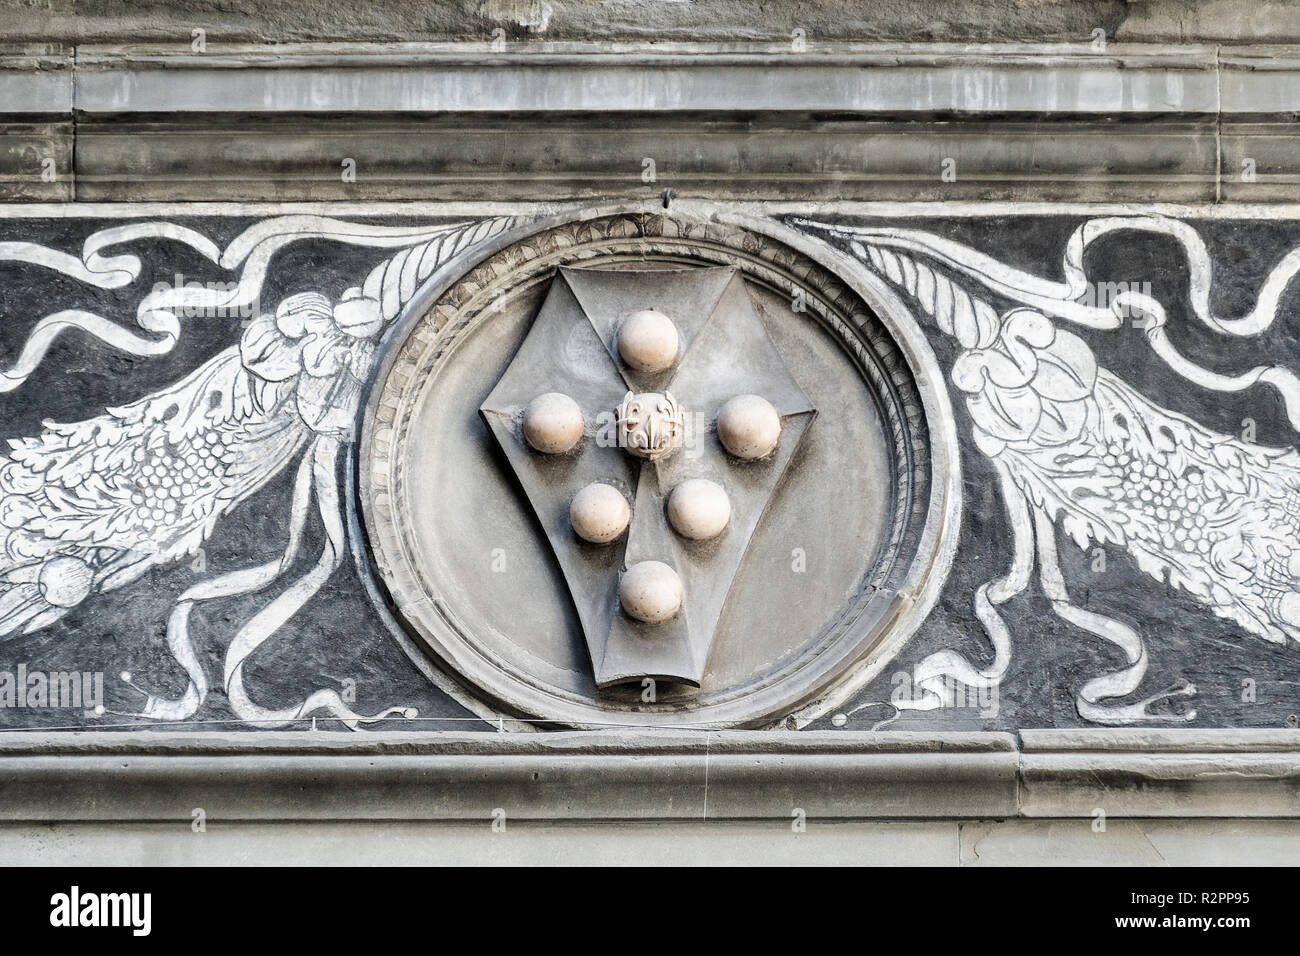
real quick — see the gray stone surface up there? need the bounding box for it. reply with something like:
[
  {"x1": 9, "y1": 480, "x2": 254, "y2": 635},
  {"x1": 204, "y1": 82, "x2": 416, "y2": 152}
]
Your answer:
[
  {"x1": 0, "y1": 820, "x2": 962, "y2": 866},
  {"x1": 9, "y1": 816, "x2": 1298, "y2": 865},
  {"x1": 0, "y1": 121, "x2": 70, "y2": 201},
  {"x1": 1, "y1": 728, "x2": 1298, "y2": 821},
  {"x1": 0, "y1": 51, "x2": 71, "y2": 114},
  {"x1": 65, "y1": 115, "x2": 1223, "y2": 203},
  {"x1": 1, "y1": 0, "x2": 1300, "y2": 45},
  {"x1": 0, "y1": 728, "x2": 1298, "y2": 864},
  {"x1": 1, "y1": 43, "x2": 1290, "y2": 203},
  {"x1": 1020, "y1": 729, "x2": 1300, "y2": 817},
  {"x1": 68, "y1": 45, "x2": 1223, "y2": 115},
  {"x1": 961, "y1": 819, "x2": 1300, "y2": 866},
  {"x1": 0, "y1": 731, "x2": 1020, "y2": 821}
]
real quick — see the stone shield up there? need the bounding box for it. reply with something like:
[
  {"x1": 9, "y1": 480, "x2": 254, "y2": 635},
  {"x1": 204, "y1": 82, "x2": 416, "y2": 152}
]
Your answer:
[{"x1": 358, "y1": 208, "x2": 961, "y2": 728}]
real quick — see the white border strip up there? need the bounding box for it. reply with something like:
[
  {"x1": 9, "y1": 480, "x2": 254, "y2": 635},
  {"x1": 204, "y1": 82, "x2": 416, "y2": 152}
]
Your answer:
[
  {"x1": 72, "y1": 56, "x2": 1222, "y2": 115},
  {"x1": 3, "y1": 201, "x2": 1300, "y2": 220}
]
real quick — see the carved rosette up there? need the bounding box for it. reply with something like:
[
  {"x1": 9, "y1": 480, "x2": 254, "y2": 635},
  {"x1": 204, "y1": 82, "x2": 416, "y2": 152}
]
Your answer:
[{"x1": 615, "y1": 391, "x2": 686, "y2": 462}]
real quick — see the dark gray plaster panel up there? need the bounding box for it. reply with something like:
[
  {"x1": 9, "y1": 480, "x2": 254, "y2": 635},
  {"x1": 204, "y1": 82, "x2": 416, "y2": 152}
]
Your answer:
[{"x1": 0, "y1": 204, "x2": 1298, "y2": 737}]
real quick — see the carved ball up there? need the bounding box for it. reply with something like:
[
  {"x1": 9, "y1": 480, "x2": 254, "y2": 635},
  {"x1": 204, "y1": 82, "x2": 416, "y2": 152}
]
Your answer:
[
  {"x1": 521, "y1": 392, "x2": 584, "y2": 454},
  {"x1": 619, "y1": 560, "x2": 683, "y2": 624},
  {"x1": 570, "y1": 482, "x2": 631, "y2": 544},
  {"x1": 617, "y1": 309, "x2": 680, "y2": 373},
  {"x1": 667, "y1": 478, "x2": 731, "y2": 540},
  {"x1": 716, "y1": 394, "x2": 781, "y2": 460}
]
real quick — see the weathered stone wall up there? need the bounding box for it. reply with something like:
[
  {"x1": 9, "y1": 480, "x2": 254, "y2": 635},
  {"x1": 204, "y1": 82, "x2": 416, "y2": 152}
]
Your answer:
[{"x1": 3, "y1": 0, "x2": 1300, "y2": 45}]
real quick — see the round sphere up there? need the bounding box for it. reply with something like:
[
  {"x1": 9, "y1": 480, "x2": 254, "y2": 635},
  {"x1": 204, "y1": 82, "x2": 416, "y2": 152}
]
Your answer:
[
  {"x1": 716, "y1": 394, "x2": 781, "y2": 460},
  {"x1": 521, "y1": 392, "x2": 584, "y2": 454},
  {"x1": 619, "y1": 560, "x2": 683, "y2": 624},
  {"x1": 667, "y1": 478, "x2": 731, "y2": 540},
  {"x1": 569, "y1": 482, "x2": 631, "y2": 544},
  {"x1": 38, "y1": 556, "x2": 93, "y2": 608},
  {"x1": 617, "y1": 309, "x2": 680, "y2": 373}
]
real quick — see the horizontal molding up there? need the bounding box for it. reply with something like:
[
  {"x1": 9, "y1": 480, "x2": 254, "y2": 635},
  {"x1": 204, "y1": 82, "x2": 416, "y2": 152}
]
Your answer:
[
  {"x1": 0, "y1": 729, "x2": 1297, "y2": 822},
  {"x1": 0, "y1": 61, "x2": 72, "y2": 116},
  {"x1": 0, "y1": 731, "x2": 1020, "y2": 822},
  {"x1": 5, "y1": 44, "x2": 1300, "y2": 201},
  {"x1": 66, "y1": 116, "x2": 1221, "y2": 203},
  {"x1": 0, "y1": 121, "x2": 71, "y2": 200},
  {"x1": 5, "y1": 199, "x2": 1300, "y2": 219},
  {"x1": 37, "y1": 42, "x2": 1300, "y2": 118},
  {"x1": 1020, "y1": 730, "x2": 1300, "y2": 819},
  {"x1": 66, "y1": 43, "x2": 1227, "y2": 116}
]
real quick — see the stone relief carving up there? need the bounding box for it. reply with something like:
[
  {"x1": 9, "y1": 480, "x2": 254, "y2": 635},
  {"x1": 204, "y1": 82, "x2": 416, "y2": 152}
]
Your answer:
[
  {"x1": 478, "y1": 265, "x2": 816, "y2": 687},
  {"x1": 362, "y1": 211, "x2": 955, "y2": 728},
  {"x1": 0, "y1": 215, "x2": 513, "y2": 727},
  {"x1": 799, "y1": 215, "x2": 1300, "y2": 725},
  {"x1": 613, "y1": 390, "x2": 687, "y2": 463}
]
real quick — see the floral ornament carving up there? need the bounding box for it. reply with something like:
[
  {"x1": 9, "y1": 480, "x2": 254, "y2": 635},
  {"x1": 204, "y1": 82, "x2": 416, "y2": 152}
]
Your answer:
[
  {"x1": 800, "y1": 214, "x2": 1300, "y2": 725},
  {"x1": 0, "y1": 215, "x2": 513, "y2": 727},
  {"x1": 615, "y1": 391, "x2": 686, "y2": 462}
]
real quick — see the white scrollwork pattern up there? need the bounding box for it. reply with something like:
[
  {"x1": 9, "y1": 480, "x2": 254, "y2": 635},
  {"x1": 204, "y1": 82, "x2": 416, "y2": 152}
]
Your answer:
[
  {"x1": 801, "y1": 215, "x2": 1300, "y2": 724},
  {"x1": 0, "y1": 215, "x2": 513, "y2": 728}
]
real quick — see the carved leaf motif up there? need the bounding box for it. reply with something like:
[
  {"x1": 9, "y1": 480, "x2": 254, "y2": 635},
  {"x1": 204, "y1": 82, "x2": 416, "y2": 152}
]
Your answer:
[
  {"x1": 360, "y1": 217, "x2": 515, "y2": 321},
  {"x1": 853, "y1": 240, "x2": 1000, "y2": 349}
]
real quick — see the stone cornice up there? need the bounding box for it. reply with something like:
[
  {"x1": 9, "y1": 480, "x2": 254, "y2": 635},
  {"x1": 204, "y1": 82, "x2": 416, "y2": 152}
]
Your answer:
[
  {"x1": 3, "y1": 42, "x2": 1298, "y2": 117},
  {"x1": 4, "y1": 43, "x2": 1300, "y2": 202},
  {"x1": 6, "y1": 43, "x2": 1300, "y2": 202},
  {"x1": 6, "y1": 43, "x2": 1244, "y2": 116},
  {"x1": 0, "y1": 730, "x2": 1297, "y2": 821}
]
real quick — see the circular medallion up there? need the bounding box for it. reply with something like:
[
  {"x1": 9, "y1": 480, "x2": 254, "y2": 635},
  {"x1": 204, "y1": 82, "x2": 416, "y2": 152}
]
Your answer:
[{"x1": 358, "y1": 209, "x2": 960, "y2": 728}]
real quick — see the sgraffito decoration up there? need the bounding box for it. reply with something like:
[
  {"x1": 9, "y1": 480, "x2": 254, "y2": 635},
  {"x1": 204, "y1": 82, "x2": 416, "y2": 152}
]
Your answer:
[
  {"x1": 0, "y1": 215, "x2": 513, "y2": 728},
  {"x1": 800, "y1": 215, "x2": 1300, "y2": 724},
  {"x1": 13, "y1": 206, "x2": 1296, "y2": 732}
]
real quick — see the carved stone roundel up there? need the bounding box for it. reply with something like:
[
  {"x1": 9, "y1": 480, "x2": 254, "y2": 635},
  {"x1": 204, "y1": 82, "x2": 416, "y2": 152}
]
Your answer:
[{"x1": 358, "y1": 210, "x2": 960, "y2": 728}]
